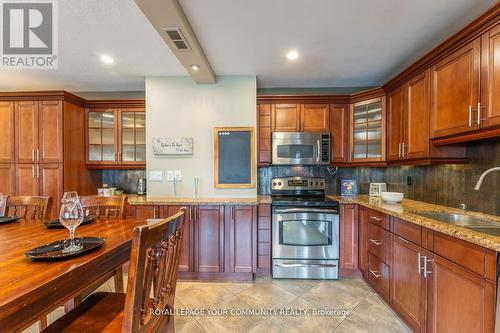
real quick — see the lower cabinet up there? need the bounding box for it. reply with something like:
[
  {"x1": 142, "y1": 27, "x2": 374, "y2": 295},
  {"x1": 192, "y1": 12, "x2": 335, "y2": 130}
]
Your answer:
[
  {"x1": 357, "y1": 206, "x2": 498, "y2": 333},
  {"x1": 153, "y1": 204, "x2": 257, "y2": 280},
  {"x1": 339, "y1": 204, "x2": 359, "y2": 274}
]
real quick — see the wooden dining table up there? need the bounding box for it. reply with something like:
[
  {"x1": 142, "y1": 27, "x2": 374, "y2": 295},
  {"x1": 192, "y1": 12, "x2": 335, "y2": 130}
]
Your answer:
[{"x1": 0, "y1": 217, "x2": 150, "y2": 332}]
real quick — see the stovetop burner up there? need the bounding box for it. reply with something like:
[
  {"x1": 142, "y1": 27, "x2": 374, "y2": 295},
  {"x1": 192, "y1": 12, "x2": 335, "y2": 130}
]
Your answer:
[{"x1": 270, "y1": 176, "x2": 338, "y2": 209}]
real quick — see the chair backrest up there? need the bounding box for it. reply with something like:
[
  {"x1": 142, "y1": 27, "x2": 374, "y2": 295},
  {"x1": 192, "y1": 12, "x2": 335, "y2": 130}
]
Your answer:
[
  {"x1": 6, "y1": 196, "x2": 52, "y2": 219},
  {"x1": 122, "y1": 207, "x2": 187, "y2": 333},
  {"x1": 80, "y1": 195, "x2": 128, "y2": 219}
]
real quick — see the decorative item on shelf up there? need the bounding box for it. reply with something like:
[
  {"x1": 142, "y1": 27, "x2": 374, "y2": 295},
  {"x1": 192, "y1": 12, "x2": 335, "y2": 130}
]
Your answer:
[
  {"x1": 152, "y1": 137, "x2": 193, "y2": 155},
  {"x1": 193, "y1": 177, "x2": 200, "y2": 199},
  {"x1": 340, "y1": 179, "x2": 358, "y2": 196}
]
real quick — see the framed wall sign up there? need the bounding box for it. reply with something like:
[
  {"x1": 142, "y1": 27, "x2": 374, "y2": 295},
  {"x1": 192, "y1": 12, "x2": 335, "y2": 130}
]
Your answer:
[{"x1": 152, "y1": 137, "x2": 193, "y2": 155}]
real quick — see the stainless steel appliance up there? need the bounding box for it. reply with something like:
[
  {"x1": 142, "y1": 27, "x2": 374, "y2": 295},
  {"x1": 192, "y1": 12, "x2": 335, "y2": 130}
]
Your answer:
[
  {"x1": 272, "y1": 176, "x2": 339, "y2": 279},
  {"x1": 272, "y1": 132, "x2": 330, "y2": 165},
  {"x1": 369, "y1": 183, "x2": 387, "y2": 196},
  {"x1": 137, "y1": 178, "x2": 146, "y2": 195}
]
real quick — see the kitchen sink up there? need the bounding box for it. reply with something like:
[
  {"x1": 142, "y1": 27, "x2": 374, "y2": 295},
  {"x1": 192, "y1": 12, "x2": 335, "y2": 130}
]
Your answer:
[{"x1": 412, "y1": 211, "x2": 500, "y2": 236}]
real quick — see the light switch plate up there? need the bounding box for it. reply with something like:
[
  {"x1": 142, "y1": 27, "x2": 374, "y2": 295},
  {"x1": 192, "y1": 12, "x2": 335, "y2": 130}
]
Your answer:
[
  {"x1": 166, "y1": 170, "x2": 174, "y2": 181},
  {"x1": 149, "y1": 171, "x2": 163, "y2": 181},
  {"x1": 174, "y1": 170, "x2": 182, "y2": 181}
]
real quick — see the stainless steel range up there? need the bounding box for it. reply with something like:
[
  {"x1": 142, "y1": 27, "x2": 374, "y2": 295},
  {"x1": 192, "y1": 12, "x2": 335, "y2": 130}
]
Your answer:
[{"x1": 271, "y1": 176, "x2": 339, "y2": 279}]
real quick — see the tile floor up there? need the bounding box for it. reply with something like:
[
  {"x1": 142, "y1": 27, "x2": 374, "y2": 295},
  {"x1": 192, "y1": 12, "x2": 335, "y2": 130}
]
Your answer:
[{"x1": 23, "y1": 276, "x2": 410, "y2": 333}]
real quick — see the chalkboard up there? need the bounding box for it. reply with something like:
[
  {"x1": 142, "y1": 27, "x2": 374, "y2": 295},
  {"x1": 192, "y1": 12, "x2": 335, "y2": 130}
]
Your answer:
[{"x1": 214, "y1": 127, "x2": 255, "y2": 188}]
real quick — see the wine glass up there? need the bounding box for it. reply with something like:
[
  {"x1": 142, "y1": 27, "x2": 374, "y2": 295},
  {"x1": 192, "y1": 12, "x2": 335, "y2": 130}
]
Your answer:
[{"x1": 59, "y1": 192, "x2": 84, "y2": 253}]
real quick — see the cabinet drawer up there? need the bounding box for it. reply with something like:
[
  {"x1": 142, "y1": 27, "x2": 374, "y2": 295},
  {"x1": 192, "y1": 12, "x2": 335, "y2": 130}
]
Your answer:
[
  {"x1": 433, "y1": 232, "x2": 485, "y2": 276},
  {"x1": 258, "y1": 229, "x2": 271, "y2": 243},
  {"x1": 258, "y1": 216, "x2": 271, "y2": 230},
  {"x1": 367, "y1": 209, "x2": 390, "y2": 230},
  {"x1": 367, "y1": 252, "x2": 390, "y2": 299},
  {"x1": 367, "y1": 222, "x2": 390, "y2": 264},
  {"x1": 393, "y1": 217, "x2": 422, "y2": 245},
  {"x1": 258, "y1": 204, "x2": 271, "y2": 217},
  {"x1": 258, "y1": 242, "x2": 270, "y2": 256}
]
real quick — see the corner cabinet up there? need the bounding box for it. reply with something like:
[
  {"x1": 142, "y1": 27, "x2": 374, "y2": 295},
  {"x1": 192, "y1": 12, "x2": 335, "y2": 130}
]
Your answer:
[
  {"x1": 85, "y1": 100, "x2": 145, "y2": 169},
  {"x1": 350, "y1": 97, "x2": 386, "y2": 163}
]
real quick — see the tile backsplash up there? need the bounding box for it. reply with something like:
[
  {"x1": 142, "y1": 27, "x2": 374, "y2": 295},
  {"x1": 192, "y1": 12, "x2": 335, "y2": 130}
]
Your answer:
[
  {"x1": 101, "y1": 170, "x2": 146, "y2": 194},
  {"x1": 258, "y1": 139, "x2": 500, "y2": 216}
]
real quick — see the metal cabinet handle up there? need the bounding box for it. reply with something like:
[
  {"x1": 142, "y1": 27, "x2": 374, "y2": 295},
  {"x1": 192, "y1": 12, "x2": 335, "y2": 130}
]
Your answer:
[
  {"x1": 423, "y1": 256, "x2": 432, "y2": 278},
  {"x1": 402, "y1": 143, "x2": 407, "y2": 157},
  {"x1": 417, "y1": 252, "x2": 422, "y2": 274},
  {"x1": 477, "y1": 102, "x2": 481, "y2": 126},
  {"x1": 369, "y1": 269, "x2": 382, "y2": 278},
  {"x1": 32, "y1": 165, "x2": 35, "y2": 178},
  {"x1": 468, "y1": 105, "x2": 473, "y2": 127},
  {"x1": 36, "y1": 165, "x2": 40, "y2": 178},
  {"x1": 398, "y1": 143, "x2": 401, "y2": 158},
  {"x1": 36, "y1": 149, "x2": 40, "y2": 162},
  {"x1": 275, "y1": 262, "x2": 337, "y2": 268},
  {"x1": 369, "y1": 216, "x2": 383, "y2": 221},
  {"x1": 369, "y1": 239, "x2": 382, "y2": 246}
]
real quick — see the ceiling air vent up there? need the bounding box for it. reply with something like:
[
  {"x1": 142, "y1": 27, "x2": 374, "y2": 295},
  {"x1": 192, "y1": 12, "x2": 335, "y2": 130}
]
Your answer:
[{"x1": 163, "y1": 27, "x2": 190, "y2": 50}]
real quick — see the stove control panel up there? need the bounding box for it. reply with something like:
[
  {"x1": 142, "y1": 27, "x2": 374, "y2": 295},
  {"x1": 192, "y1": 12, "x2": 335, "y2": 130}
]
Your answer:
[{"x1": 271, "y1": 177, "x2": 325, "y2": 191}]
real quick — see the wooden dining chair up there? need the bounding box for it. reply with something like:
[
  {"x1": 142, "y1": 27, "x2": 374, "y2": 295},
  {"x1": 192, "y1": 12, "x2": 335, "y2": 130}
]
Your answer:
[
  {"x1": 5, "y1": 196, "x2": 52, "y2": 219},
  {"x1": 80, "y1": 195, "x2": 128, "y2": 219},
  {"x1": 43, "y1": 207, "x2": 187, "y2": 333}
]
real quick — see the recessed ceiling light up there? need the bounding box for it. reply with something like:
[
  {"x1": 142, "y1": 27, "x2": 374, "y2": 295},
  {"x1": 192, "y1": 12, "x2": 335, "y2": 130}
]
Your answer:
[
  {"x1": 190, "y1": 64, "x2": 200, "y2": 71},
  {"x1": 286, "y1": 50, "x2": 299, "y2": 61},
  {"x1": 100, "y1": 55, "x2": 114, "y2": 64}
]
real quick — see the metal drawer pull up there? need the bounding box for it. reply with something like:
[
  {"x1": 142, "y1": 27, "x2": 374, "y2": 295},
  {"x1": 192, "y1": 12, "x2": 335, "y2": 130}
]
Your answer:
[
  {"x1": 423, "y1": 256, "x2": 432, "y2": 278},
  {"x1": 275, "y1": 263, "x2": 337, "y2": 268},
  {"x1": 398, "y1": 143, "x2": 402, "y2": 158},
  {"x1": 369, "y1": 239, "x2": 382, "y2": 246},
  {"x1": 369, "y1": 269, "x2": 382, "y2": 278},
  {"x1": 477, "y1": 102, "x2": 481, "y2": 125},
  {"x1": 274, "y1": 208, "x2": 338, "y2": 214},
  {"x1": 369, "y1": 216, "x2": 383, "y2": 221},
  {"x1": 31, "y1": 149, "x2": 35, "y2": 162},
  {"x1": 417, "y1": 252, "x2": 422, "y2": 274},
  {"x1": 468, "y1": 105, "x2": 473, "y2": 127}
]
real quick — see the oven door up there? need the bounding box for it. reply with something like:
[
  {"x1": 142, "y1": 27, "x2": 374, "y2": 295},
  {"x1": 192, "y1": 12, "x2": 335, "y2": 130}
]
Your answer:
[
  {"x1": 272, "y1": 207, "x2": 339, "y2": 260},
  {"x1": 272, "y1": 132, "x2": 320, "y2": 165}
]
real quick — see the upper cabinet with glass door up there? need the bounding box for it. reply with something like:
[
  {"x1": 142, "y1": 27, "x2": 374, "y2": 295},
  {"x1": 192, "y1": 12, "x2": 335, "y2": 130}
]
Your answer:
[
  {"x1": 350, "y1": 97, "x2": 386, "y2": 163},
  {"x1": 86, "y1": 101, "x2": 145, "y2": 169}
]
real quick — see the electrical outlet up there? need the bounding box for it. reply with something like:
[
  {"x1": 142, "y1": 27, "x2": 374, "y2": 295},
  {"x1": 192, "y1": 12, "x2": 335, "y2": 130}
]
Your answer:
[
  {"x1": 166, "y1": 170, "x2": 174, "y2": 181},
  {"x1": 174, "y1": 170, "x2": 182, "y2": 181},
  {"x1": 407, "y1": 175, "x2": 413, "y2": 186},
  {"x1": 149, "y1": 171, "x2": 163, "y2": 181}
]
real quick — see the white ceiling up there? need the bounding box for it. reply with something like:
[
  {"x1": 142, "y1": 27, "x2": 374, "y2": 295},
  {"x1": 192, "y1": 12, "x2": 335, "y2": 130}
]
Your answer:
[{"x1": 0, "y1": 0, "x2": 497, "y2": 91}]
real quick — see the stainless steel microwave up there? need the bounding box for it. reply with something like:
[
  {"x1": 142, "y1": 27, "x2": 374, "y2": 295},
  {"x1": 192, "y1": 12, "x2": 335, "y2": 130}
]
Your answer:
[{"x1": 272, "y1": 132, "x2": 330, "y2": 165}]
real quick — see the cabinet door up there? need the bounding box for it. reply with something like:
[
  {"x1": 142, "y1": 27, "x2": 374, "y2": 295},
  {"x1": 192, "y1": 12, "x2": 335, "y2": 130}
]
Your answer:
[
  {"x1": 0, "y1": 102, "x2": 15, "y2": 164},
  {"x1": 162, "y1": 205, "x2": 193, "y2": 273},
  {"x1": 481, "y1": 23, "x2": 500, "y2": 128},
  {"x1": 358, "y1": 207, "x2": 368, "y2": 276},
  {"x1": 272, "y1": 104, "x2": 300, "y2": 131},
  {"x1": 387, "y1": 87, "x2": 405, "y2": 161},
  {"x1": 86, "y1": 108, "x2": 118, "y2": 165},
  {"x1": 225, "y1": 206, "x2": 256, "y2": 273},
  {"x1": 39, "y1": 164, "x2": 63, "y2": 219},
  {"x1": 329, "y1": 104, "x2": 348, "y2": 162},
  {"x1": 257, "y1": 104, "x2": 272, "y2": 164},
  {"x1": 426, "y1": 254, "x2": 496, "y2": 333},
  {"x1": 351, "y1": 98, "x2": 386, "y2": 162},
  {"x1": 431, "y1": 38, "x2": 480, "y2": 138},
  {"x1": 301, "y1": 104, "x2": 329, "y2": 131},
  {"x1": 38, "y1": 101, "x2": 63, "y2": 164},
  {"x1": 135, "y1": 205, "x2": 156, "y2": 219},
  {"x1": 0, "y1": 164, "x2": 15, "y2": 195},
  {"x1": 119, "y1": 108, "x2": 146, "y2": 166},
  {"x1": 15, "y1": 164, "x2": 39, "y2": 196},
  {"x1": 405, "y1": 72, "x2": 430, "y2": 159},
  {"x1": 15, "y1": 101, "x2": 38, "y2": 164},
  {"x1": 339, "y1": 204, "x2": 358, "y2": 271},
  {"x1": 391, "y1": 235, "x2": 427, "y2": 333},
  {"x1": 194, "y1": 206, "x2": 223, "y2": 272}
]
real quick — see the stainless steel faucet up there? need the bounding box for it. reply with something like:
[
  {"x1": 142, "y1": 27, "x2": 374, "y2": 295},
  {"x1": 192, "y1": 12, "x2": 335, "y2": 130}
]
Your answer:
[{"x1": 474, "y1": 167, "x2": 500, "y2": 190}]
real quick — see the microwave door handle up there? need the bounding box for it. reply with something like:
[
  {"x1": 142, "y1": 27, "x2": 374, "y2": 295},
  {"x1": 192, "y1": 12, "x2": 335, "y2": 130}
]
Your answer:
[{"x1": 316, "y1": 139, "x2": 321, "y2": 163}]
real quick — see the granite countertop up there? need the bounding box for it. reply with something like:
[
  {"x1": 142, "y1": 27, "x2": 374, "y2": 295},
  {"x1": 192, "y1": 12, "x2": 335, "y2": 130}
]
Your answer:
[
  {"x1": 127, "y1": 194, "x2": 273, "y2": 206},
  {"x1": 328, "y1": 194, "x2": 500, "y2": 252}
]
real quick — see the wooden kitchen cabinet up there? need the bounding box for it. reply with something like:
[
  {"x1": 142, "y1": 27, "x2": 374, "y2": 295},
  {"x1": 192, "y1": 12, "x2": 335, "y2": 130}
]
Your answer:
[
  {"x1": 0, "y1": 164, "x2": 15, "y2": 195},
  {"x1": 431, "y1": 38, "x2": 481, "y2": 138},
  {"x1": 38, "y1": 101, "x2": 63, "y2": 164},
  {"x1": 225, "y1": 205, "x2": 257, "y2": 273},
  {"x1": 339, "y1": 204, "x2": 358, "y2": 274},
  {"x1": 256, "y1": 204, "x2": 271, "y2": 275},
  {"x1": 86, "y1": 101, "x2": 145, "y2": 169},
  {"x1": 272, "y1": 104, "x2": 300, "y2": 132},
  {"x1": 14, "y1": 101, "x2": 38, "y2": 164},
  {"x1": 194, "y1": 205, "x2": 224, "y2": 273},
  {"x1": 358, "y1": 207, "x2": 368, "y2": 277},
  {"x1": 257, "y1": 104, "x2": 272, "y2": 165},
  {"x1": 426, "y1": 253, "x2": 496, "y2": 333},
  {"x1": 38, "y1": 163, "x2": 64, "y2": 218},
  {"x1": 387, "y1": 87, "x2": 405, "y2": 161},
  {"x1": 300, "y1": 104, "x2": 329, "y2": 131},
  {"x1": 330, "y1": 104, "x2": 348, "y2": 163},
  {"x1": 481, "y1": 22, "x2": 500, "y2": 128},
  {"x1": 391, "y1": 235, "x2": 427, "y2": 333},
  {"x1": 15, "y1": 164, "x2": 39, "y2": 196},
  {"x1": 0, "y1": 102, "x2": 14, "y2": 164}
]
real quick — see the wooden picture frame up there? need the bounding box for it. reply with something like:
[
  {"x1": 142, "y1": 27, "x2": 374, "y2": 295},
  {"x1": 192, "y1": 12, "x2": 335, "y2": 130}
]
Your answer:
[{"x1": 214, "y1": 127, "x2": 256, "y2": 188}]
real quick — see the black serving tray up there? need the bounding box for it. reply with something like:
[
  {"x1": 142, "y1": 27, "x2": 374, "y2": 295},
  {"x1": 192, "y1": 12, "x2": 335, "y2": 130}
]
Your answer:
[
  {"x1": 44, "y1": 216, "x2": 95, "y2": 229},
  {"x1": 25, "y1": 237, "x2": 105, "y2": 260},
  {"x1": 0, "y1": 216, "x2": 21, "y2": 224}
]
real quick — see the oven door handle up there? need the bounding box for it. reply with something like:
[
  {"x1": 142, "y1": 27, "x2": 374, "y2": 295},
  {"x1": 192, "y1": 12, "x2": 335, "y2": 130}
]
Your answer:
[
  {"x1": 274, "y1": 262, "x2": 338, "y2": 268},
  {"x1": 274, "y1": 208, "x2": 338, "y2": 214}
]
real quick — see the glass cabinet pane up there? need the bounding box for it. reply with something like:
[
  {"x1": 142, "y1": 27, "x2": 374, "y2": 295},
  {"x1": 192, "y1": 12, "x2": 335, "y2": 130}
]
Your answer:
[
  {"x1": 135, "y1": 113, "x2": 145, "y2": 128},
  {"x1": 122, "y1": 129, "x2": 135, "y2": 145},
  {"x1": 122, "y1": 112, "x2": 135, "y2": 128},
  {"x1": 120, "y1": 111, "x2": 145, "y2": 163},
  {"x1": 352, "y1": 99, "x2": 383, "y2": 160},
  {"x1": 87, "y1": 110, "x2": 116, "y2": 163},
  {"x1": 88, "y1": 112, "x2": 101, "y2": 128},
  {"x1": 101, "y1": 112, "x2": 115, "y2": 128},
  {"x1": 136, "y1": 129, "x2": 145, "y2": 145},
  {"x1": 122, "y1": 145, "x2": 135, "y2": 161},
  {"x1": 102, "y1": 145, "x2": 115, "y2": 161}
]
